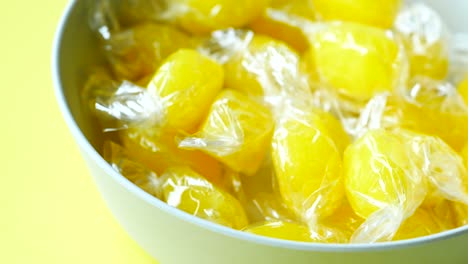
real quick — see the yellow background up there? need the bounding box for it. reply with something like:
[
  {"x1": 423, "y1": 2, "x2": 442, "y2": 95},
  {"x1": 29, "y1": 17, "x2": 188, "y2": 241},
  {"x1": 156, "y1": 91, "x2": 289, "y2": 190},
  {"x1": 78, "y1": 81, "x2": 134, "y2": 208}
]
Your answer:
[{"x1": 1, "y1": 1, "x2": 158, "y2": 263}]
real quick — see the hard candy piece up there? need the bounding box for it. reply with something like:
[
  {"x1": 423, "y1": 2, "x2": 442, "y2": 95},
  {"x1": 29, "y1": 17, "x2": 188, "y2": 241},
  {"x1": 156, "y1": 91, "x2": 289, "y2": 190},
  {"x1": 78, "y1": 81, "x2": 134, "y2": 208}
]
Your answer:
[
  {"x1": 148, "y1": 49, "x2": 224, "y2": 133},
  {"x1": 161, "y1": 166, "x2": 248, "y2": 229},
  {"x1": 179, "y1": 89, "x2": 274, "y2": 176},
  {"x1": 304, "y1": 22, "x2": 406, "y2": 101},
  {"x1": 272, "y1": 108, "x2": 344, "y2": 223}
]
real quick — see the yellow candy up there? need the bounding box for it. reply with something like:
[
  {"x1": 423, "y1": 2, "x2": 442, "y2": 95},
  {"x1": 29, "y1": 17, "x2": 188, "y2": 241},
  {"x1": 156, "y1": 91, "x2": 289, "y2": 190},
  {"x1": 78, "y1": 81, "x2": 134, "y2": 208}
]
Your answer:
[
  {"x1": 322, "y1": 200, "x2": 364, "y2": 242},
  {"x1": 344, "y1": 129, "x2": 426, "y2": 219},
  {"x1": 272, "y1": 109, "x2": 344, "y2": 223},
  {"x1": 103, "y1": 141, "x2": 162, "y2": 198},
  {"x1": 224, "y1": 34, "x2": 309, "y2": 99},
  {"x1": 244, "y1": 221, "x2": 313, "y2": 242},
  {"x1": 249, "y1": 0, "x2": 315, "y2": 52},
  {"x1": 394, "y1": 208, "x2": 445, "y2": 241},
  {"x1": 121, "y1": 129, "x2": 225, "y2": 187},
  {"x1": 305, "y1": 22, "x2": 406, "y2": 101},
  {"x1": 394, "y1": 3, "x2": 449, "y2": 79},
  {"x1": 161, "y1": 166, "x2": 248, "y2": 229},
  {"x1": 459, "y1": 75, "x2": 468, "y2": 105},
  {"x1": 398, "y1": 77, "x2": 468, "y2": 152},
  {"x1": 179, "y1": 90, "x2": 274, "y2": 176},
  {"x1": 171, "y1": 0, "x2": 269, "y2": 34},
  {"x1": 415, "y1": 134, "x2": 468, "y2": 207},
  {"x1": 314, "y1": 110, "x2": 350, "y2": 154},
  {"x1": 105, "y1": 23, "x2": 192, "y2": 81},
  {"x1": 148, "y1": 49, "x2": 224, "y2": 133},
  {"x1": 451, "y1": 202, "x2": 468, "y2": 227},
  {"x1": 239, "y1": 158, "x2": 298, "y2": 222},
  {"x1": 313, "y1": 0, "x2": 402, "y2": 28}
]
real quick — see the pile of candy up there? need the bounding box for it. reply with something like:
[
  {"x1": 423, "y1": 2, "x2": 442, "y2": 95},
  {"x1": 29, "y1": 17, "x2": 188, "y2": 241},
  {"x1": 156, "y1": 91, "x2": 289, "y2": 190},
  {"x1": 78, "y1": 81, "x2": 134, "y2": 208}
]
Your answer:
[{"x1": 83, "y1": 0, "x2": 468, "y2": 243}]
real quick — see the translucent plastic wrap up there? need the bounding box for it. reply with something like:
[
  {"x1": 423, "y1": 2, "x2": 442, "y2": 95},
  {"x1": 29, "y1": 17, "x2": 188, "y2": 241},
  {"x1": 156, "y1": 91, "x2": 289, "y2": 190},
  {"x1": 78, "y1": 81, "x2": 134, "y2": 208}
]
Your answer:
[
  {"x1": 102, "y1": 23, "x2": 194, "y2": 82},
  {"x1": 271, "y1": 103, "x2": 345, "y2": 235},
  {"x1": 394, "y1": 2, "x2": 449, "y2": 80},
  {"x1": 345, "y1": 128, "x2": 468, "y2": 243},
  {"x1": 249, "y1": 0, "x2": 315, "y2": 52},
  {"x1": 244, "y1": 221, "x2": 314, "y2": 242},
  {"x1": 302, "y1": 22, "x2": 408, "y2": 102},
  {"x1": 346, "y1": 77, "x2": 468, "y2": 152},
  {"x1": 236, "y1": 157, "x2": 298, "y2": 223},
  {"x1": 199, "y1": 29, "x2": 311, "y2": 105},
  {"x1": 178, "y1": 89, "x2": 274, "y2": 176},
  {"x1": 312, "y1": 0, "x2": 402, "y2": 28},
  {"x1": 322, "y1": 200, "x2": 364, "y2": 242},
  {"x1": 161, "y1": 166, "x2": 249, "y2": 229},
  {"x1": 393, "y1": 204, "x2": 454, "y2": 241},
  {"x1": 120, "y1": 129, "x2": 225, "y2": 186},
  {"x1": 104, "y1": 141, "x2": 248, "y2": 229},
  {"x1": 165, "y1": 0, "x2": 269, "y2": 34},
  {"x1": 344, "y1": 129, "x2": 427, "y2": 243},
  {"x1": 104, "y1": 141, "x2": 162, "y2": 198},
  {"x1": 84, "y1": 48, "x2": 224, "y2": 134}
]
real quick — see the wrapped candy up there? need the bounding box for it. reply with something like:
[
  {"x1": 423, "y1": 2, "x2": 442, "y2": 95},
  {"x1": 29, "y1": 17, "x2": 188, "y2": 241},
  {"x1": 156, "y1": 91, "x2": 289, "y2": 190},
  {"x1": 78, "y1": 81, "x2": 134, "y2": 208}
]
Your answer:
[
  {"x1": 161, "y1": 166, "x2": 249, "y2": 229},
  {"x1": 87, "y1": 0, "x2": 168, "y2": 34},
  {"x1": 393, "y1": 205, "x2": 453, "y2": 241},
  {"x1": 312, "y1": 0, "x2": 402, "y2": 29},
  {"x1": 105, "y1": 141, "x2": 248, "y2": 229},
  {"x1": 399, "y1": 77, "x2": 468, "y2": 152},
  {"x1": 347, "y1": 77, "x2": 468, "y2": 152},
  {"x1": 102, "y1": 23, "x2": 194, "y2": 82},
  {"x1": 166, "y1": 0, "x2": 269, "y2": 34},
  {"x1": 249, "y1": 0, "x2": 315, "y2": 53},
  {"x1": 345, "y1": 129, "x2": 427, "y2": 243},
  {"x1": 84, "y1": 48, "x2": 224, "y2": 134},
  {"x1": 244, "y1": 221, "x2": 314, "y2": 242},
  {"x1": 199, "y1": 29, "x2": 311, "y2": 105},
  {"x1": 237, "y1": 157, "x2": 298, "y2": 223},
  {"x1": 120, "y1": 129, "x2": 225, "y2": 186},
  {"x1": 104, "y1": 141, "x2": 162, "y2": 198},
  {"x1": 346, "y1": 128, "x2": 468, "y2": 243},
  {"x1": 178, "y1": 89, "x2": 274, "y2": 176},
  {"x1": 322, "y1": 200, "x2": 364, "y2": 242},
  {"x1": 271, "y1": 104, "x2": 344, "y2": 233},
  {"x1": 394, "y1": 2, "x2": 449, "y2": 80},
  {"x1": 302, "y1": 22, "x2": 408, "y2": 102}
]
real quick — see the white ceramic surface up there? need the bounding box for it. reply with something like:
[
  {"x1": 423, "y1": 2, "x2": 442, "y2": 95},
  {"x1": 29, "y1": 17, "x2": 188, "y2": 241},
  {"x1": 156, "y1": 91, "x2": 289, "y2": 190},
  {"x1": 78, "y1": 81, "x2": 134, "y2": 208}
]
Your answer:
[{"x1": 53, "y1": 1, "x2": 468, "y2": 263}]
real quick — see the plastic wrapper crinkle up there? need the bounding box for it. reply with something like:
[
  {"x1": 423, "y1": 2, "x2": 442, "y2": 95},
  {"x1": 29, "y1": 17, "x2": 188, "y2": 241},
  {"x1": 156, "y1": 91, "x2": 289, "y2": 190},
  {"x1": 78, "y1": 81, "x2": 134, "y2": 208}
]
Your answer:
[
  {"x1": 347, "y1": 77, "x2": 468, "y2": 151},
  {"x1": 344, "y1": 128, "x2": 468, "y2": 243},
  {"x1": 198, "y1": 29, "x2": 311, "y2": 106},
  {"x1": 178, "y1": 89, "x2": 274, "y2": 176},
  {"x1": 104, "y1": 141, "x2": 248, "y2": 229},
  {"x1": 84, "y1": 49, "x2": 223, "y2": 134},
  {"x1": 271, "y1": 102, "x2": 348, "y2": 242}
]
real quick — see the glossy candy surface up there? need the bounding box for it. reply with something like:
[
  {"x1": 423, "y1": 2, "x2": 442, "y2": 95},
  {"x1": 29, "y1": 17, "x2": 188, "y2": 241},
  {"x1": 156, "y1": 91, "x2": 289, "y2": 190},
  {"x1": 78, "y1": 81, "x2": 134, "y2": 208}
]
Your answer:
[{"x1": 179, "y1": 89, "x2": 274, "y2": 176}]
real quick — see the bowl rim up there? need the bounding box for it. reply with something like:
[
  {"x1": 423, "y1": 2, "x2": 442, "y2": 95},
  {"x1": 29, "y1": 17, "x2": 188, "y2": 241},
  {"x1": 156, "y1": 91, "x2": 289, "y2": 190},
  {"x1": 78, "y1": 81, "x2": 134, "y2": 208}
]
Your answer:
[{"x1": 52, "y1": 0, "x2": 468, "y2": 253}]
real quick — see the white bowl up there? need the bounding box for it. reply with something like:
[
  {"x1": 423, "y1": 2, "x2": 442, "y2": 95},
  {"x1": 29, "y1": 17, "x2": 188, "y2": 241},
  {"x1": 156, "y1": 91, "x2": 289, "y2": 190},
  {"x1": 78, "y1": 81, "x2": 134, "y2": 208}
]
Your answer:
[{"x1": 52, "y1": 1, "x2": 468, "y2": 263}]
